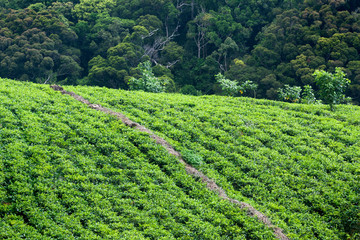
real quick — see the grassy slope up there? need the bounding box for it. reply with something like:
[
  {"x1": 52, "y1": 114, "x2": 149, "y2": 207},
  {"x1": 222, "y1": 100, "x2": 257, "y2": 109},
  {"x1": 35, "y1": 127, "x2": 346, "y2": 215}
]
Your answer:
[
  {"x1": 0, "y1": 78, "x2": 275, "y2": 239},
  {"x1": 67, "y1": 85, "x2": 360, "y2": 240}
]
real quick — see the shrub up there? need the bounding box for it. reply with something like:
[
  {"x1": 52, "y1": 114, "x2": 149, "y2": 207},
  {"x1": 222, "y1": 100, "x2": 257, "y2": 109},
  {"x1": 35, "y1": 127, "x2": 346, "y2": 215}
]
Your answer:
[
  {"x1": 215, "y1": 73, "x2": 242, "y2": 96},
  {"x1": 278, "y1": 84, "x2": 301, "y2": 103},
  {"x1": 301, "y1": 85, "x2": 317, "y2": 104},
  {"x1": 179, "y1": 85, "x2": 202, "y2": 96},
  {"x1": 313, "y1": 68, "x2": 351, "y2": 110},
  {"x1": 128, "y1": 61, "x2": 168, "y2": 93},
  {"x1": 181, "y1": 150, "x2": 203, "y2": 167}
]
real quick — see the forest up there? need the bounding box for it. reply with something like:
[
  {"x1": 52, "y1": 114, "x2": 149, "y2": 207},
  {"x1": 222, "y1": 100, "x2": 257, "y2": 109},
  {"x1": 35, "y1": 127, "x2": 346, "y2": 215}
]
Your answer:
[{"x1": 1, "y1": 0, "x2": 360, "y2": 103}]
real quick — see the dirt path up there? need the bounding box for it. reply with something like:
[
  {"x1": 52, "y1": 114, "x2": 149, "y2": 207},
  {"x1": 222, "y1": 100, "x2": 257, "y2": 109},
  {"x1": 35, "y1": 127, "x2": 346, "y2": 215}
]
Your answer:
[{"x1": 50, "y1": 85, "x2": 290, "y2": 240}]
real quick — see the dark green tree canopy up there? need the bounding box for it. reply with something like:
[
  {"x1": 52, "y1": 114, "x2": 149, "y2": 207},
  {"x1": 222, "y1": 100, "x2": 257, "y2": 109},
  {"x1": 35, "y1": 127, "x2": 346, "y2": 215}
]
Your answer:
[{"x1": 0, "y1": 0, "x2": 358, "y2": 103}]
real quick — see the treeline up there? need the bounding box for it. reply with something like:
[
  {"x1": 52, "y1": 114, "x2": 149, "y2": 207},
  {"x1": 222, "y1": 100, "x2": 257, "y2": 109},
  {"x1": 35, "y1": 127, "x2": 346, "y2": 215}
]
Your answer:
[{"x1": 0, "y1": 0, "x2": 360, "y2": 103}]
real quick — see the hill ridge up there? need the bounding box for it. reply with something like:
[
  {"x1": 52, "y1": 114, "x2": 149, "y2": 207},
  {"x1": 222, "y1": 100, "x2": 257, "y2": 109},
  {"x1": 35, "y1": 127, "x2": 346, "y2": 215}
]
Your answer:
[{"x1": 50, "y1": 85, "x2": 290, "y2": 240}]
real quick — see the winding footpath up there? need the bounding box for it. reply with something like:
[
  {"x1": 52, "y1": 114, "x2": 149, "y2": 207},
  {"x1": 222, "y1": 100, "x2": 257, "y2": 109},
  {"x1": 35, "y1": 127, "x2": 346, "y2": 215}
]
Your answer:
[{"x1": 50, "y1": 85, "x2": 290, "y2": 240}]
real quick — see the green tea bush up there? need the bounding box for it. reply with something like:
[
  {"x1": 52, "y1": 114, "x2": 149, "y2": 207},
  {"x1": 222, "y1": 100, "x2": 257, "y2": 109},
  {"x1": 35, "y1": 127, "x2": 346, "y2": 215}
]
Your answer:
[{"x1": 181, "y1": 150, "x2": 203, "y2": 167}]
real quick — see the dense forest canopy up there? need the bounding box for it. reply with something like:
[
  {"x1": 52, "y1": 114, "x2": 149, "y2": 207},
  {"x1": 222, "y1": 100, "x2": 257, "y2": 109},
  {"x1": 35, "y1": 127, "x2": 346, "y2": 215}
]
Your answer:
[{"x1": 1, "y1": 0, "x2": 360, "y2": 103}]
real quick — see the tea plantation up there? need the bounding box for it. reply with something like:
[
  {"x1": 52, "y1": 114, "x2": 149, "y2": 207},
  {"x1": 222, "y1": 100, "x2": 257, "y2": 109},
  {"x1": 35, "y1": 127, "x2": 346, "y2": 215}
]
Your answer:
[
  {"x1": 1, "y1": 78, "x2": 359, "y2": 239},
  {"x1": 0, "y1": 79, "x2": 275, "y2": 239},
  {"x1": 67, "y1": 84, "x2": 360, "y2": 239}
]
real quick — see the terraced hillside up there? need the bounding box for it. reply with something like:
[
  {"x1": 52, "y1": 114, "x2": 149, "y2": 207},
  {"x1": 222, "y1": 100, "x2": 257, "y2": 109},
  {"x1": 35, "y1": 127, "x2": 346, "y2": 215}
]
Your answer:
[
  {"x1": 0, "y1": 79, "x2": 275, "y2": 239},
  {"x1": 67, "y1": 85, "x2": 360, "y2": 240}
]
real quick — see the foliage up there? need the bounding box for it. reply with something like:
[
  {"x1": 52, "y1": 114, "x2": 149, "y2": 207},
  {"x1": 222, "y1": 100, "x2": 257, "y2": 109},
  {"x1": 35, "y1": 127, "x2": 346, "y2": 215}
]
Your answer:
[
  {"x1": 216, "y1": 73, "x2": 258, "y2": 98},
  {"x1": 215, "y1": 73, "x2": 242, "y2": 96},
  {"x1": 181, "y1": 150, "x2": 203, "y2": 167},
  {"x1": 278, "y1": 85, "x2": 302, "y2": 103},
  {"x1": 241, "y1": 80, "x2": 258, "y2": 98},
  {"x1": 278, "y1": 84, "x2": 320, "y2": 105},
  {"x1": 128, "y1": 61, "x2": 169, "y2": 93},
  {"x1": 179, "y1": 85, "x2": 202, "y2": 96},
  {"x1": 0, "y1": 8, "x2": 81, "y2": 84},
  {"x1": 301, "y1": 85, "x2": 317, "y2": 104},
  {"x1": 313, "y1": 68, "x2": 351, "y2": 110},
  {"x1": 86, "y1": 42, "x2": 144, "y2": 89},
  {"x1": 71, "y1": 84, "x2": 360, "y2": 239}
]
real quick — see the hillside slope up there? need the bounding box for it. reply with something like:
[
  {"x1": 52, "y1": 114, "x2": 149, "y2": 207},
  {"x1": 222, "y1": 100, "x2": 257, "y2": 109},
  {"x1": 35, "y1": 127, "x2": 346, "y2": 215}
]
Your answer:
[
  {"x1": 0, "y1": 79, "x2": 275, "y2": 239},
  {"x1": 67, "y1": 85, "x2": 360, "y2": 239}
]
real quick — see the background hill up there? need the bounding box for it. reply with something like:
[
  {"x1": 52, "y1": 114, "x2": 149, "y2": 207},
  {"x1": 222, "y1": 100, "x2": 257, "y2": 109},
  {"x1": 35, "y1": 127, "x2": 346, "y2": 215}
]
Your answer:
[
  {"x1": 0, "y1": 0, "x2": 360, "y2": 103},
  {"x1": 0, "y1": 78, "x2": 359, "y2": 239}
]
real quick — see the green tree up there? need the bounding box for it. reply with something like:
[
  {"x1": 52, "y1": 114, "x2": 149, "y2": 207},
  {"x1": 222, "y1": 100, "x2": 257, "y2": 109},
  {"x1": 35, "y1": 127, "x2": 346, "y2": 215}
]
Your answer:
[
  {"x1": 301, "y1": 85, "x2": 317, "y2": 104},
  {"x1": 87, "y1": 54, "x2": 128, "y2": 89},
  {"x1": 73, "y1": 0, "x2": 116, "y2": 21},
  {"x1": 179, "y1": 85, "x2": 202, "y2": 96},
  {"x1": 128, "y1": 61, "x2": 168, "y2": 93},
  {"x1": 159, "y1": 41, "x2": 184, "y2": 67},
  {"x1": 212, "y1": 37, "x2": 239, "y2": 72},
  {"x1": 313, "y1": 67, "x2": 351, "y2": 110},
  {"x1": 251, "y1": 46, "x2": 281, "y2": 69},
  {"x1": 215, "y1": 73, "x2": 242, "y2": 96},
  {"x1": 0, "y1": 8, "x2": 82, "y2": 83},
  {"x1": 187, "y1": 11, "x2": 213, "y2": 59},
  {"x1": 241, "y1": 80, "x2": 258, "y2": 98},
  {"x1": 278, "y1": 84, "x2": 301, "y2": 103}
]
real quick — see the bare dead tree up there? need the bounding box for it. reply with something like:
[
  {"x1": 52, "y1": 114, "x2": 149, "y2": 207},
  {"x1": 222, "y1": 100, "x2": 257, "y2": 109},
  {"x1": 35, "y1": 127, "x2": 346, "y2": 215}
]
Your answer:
[
  {"x1": 191, "y1": 0, "x2": 195, "y2": 19},
  {"x1": 193, "y1": 24, "x2": 209, "y2": 58},
  {"x1": 141, "y1": 1, "x2": 190, "y2": 67},
  {"x1": 141, "y1": 29, "x2": 159, "y2": 40},
  {"x1": 176, "y1": 0, "x2": 191, "y2": 12},
  {"x1": 43, "y1": 72, "x2": 53, "y2": 84},
  {"x1": 165, "y1": 60, "x2": 180, "y2": 69},
  {"x1": 142, "y1": 24, "x2": 180, "y2": 65},
  {"x1": 192, "y1": 9, "x2": 211, "y2": 59}
]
